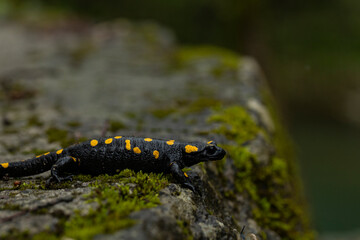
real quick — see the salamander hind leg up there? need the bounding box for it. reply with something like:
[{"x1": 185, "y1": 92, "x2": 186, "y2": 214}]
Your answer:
[
  {"x1": 46, "y1": 156, "x2": 80, "y2": 186},
  {"x1": 169, "y1": 162, "x2": 197, "y2": 194}
]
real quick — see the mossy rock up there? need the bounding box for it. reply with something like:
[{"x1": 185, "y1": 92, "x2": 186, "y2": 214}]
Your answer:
[{"x1": 0, "y1": 19, "x2": 314, "y2": 240}]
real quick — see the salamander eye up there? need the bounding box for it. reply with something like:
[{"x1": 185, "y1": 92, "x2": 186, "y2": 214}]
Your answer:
[{"x1": 206, "y1": 146, "x2": 217, "y2": 155}]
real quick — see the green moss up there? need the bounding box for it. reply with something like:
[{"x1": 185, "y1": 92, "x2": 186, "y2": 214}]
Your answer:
[
  {"x1": 215, "y1": 156, "x2": 226, "y2": 176},
  {"x1": 31, "y1": 232, "x2": 59, "y2": 240},
  {"x1": 109, "y1": 119, "x2": 126, "y2": 132},
  {"x1": 261, "y1": 90, "x2": 315, "y2": 239},
  {"x1": 176, "y1": 220, "x2": 194, "y2": 240},
  {"x1": 0, "y1": 230, "x2": 30, "y2": 240},
  {"x1": 66, "y1": 121, "x2": 81, "y2": 128},
  {"x1": 27, "y1": 115, "x2": 43, "y2": 127},
  {"x1": 125, "y1": 111, "x2": 137, "y2": 119},
  {"x1": 1, "y1": 203, "x2": 21, "y2": 210},
  {"x1": 4, "y1": 82, "x2": 37, "y2": 100},
  {"x1": 206, "y1": 208, "x2": 214, "y2": 215},
  {"x1": 70, "y1": 41, "x2": 94, "y2": 66},
  {"x1": 63, "y1": 170, "x2": 169, "y2": 240},
  {"x1": 208, "y1": 106, "x2": 261, "y2": 143},
  {"x1": 46, "y1": 126, "x2": 87, "y2": 148},
  {"x1": 17, "y1": 181, "x2": 45, "y2": 190},
  {"x1": 209, "y1": 105, "x2": 314, "y2": 240},
  {"x1": 186, "y1": 97, "x2": 222, "y2": 113},
  {"x1": 136, "y1": 118, "x2": 144, "y2": 131},
  {"x1": 261, "y1": 89, "x2": 295, "y2": 162},
  {"x1": 1, "y1": 230, "x2": 60, "y2": 240},
  {"x1": 72, "y1": 174, "x2": 93, "y2": 182},
  {"x1": 46, "y1": 127, "x2": 68, "y2": 144},
  {"x1": 0, "y1": 179, "x2": 47, "y2": 191},
  {"x1": 151, "y1": 108, "x2": 177, "y2": 119},
  {"x1": 174, "y1": 46, "x2": 240, "y2": 77},
  {"x1": 151, "y1": 97, "x2": 221, "y2": 119},
  {"x1": 3, "y1": 127, "x2": 20, "y2": 134},
  {"x1": 47, "y1": 180, "x2": 75, "y2": 189},
  {"x1": 2, "y1": 170, "x2": 169, "y2": 240}
]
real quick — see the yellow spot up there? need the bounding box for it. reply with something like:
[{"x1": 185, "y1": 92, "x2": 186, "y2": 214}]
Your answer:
[
  {"x1": 184, "y1": 172, "x2": 189, "y2": 178},
  {"x1": 207, "y1": 141, "x2": 213, "y2": 144},
  {"x1": 185, "y1": 145, "x2": 198, "y2": 153},
  {"x1": 114, "y1": 136, "x2": 122, "y2": 139},
  {"x1": 90, "y1": 139, "x2": 98, "y2": 147},
  {"x1": 125, "y1": 139, "x2": 131, "y2": 150},
  {"x1": 105, "y1": 138, "x2": 113, "y2": 144},
  {"x1": 153, "y1": 150, "x2": 159, "y2": 159},
  {"x1": 36, "y1": 154, "x2": 43, "y2": 158},
  {"x1": 56, "y1": 149, "x2": 63, "y2": 154},
  {"x1": 144, "y1": 138, "x2": 152, "y2": 142},
  {"x1": 44, "y1": 152, "x2": 50, "y2": 155},
  {"x1": 72, "y1": 157, "x2": 77, "y2": 162},
  {"x1": 133, "y1": 147, "x2": 141, "y2": 154},
  {"x1": 166, "y1": 140, "x2": 175, "y2": 145},
  {"x1": 1, "y1": 163, "x2": 9, "y2": 168}
]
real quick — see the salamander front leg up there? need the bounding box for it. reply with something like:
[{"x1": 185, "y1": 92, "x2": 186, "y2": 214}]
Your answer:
[
  {"x1": 169, "y1": 162, "x2": 196, "y2": 193},
  {"x1": 46, "y1": 156, "x2": 79, "y2": 185}
]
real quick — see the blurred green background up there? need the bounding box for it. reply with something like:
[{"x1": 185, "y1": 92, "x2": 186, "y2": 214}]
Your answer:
[{"x1": 1, "y1": 0, "x2": 360, "y2": 236}]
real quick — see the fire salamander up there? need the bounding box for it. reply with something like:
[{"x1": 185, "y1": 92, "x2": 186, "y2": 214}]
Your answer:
[{"x1": 0, "y1": 136, "x2": 226, "y2": 192}]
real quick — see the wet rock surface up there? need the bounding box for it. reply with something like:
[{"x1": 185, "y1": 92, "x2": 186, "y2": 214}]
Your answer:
[{"x1": 0, "y1": 19, "x2": 313, "y2": 239}]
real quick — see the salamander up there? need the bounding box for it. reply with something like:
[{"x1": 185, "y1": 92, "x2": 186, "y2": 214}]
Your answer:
[{"x1": 0, "y1": 136, "x2": 226, "y2": 192}]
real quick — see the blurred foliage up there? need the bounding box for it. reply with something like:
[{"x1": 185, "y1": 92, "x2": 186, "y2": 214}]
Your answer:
[
  {"x1": 1, "y1": 0, "x2": 358, "y2": 123},
  {"x1": 263, "y1": 0, "x2": 360, "y2": 122},
  {"x1": 0, "y1": 0, "x2": 264, "y2": 49}
]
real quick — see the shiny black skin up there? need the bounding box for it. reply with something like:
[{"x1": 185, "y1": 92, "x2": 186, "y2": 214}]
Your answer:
[{"x1": 0, "y1": 137, "x2": 226, "y2": 192}]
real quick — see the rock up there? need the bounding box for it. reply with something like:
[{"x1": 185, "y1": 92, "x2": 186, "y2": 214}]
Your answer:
[
  {"x1": 0, "y1": 19, "x2": 314, "y2": 239},
  {"x1": 0, "y1": 211, "x2": 59, "y2": 236}
]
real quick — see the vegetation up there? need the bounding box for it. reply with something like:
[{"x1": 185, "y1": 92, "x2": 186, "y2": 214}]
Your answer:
[
  {"x1": 209, "y1": 105, "x2": 314, "y2": 240},
  {"x1": 1, "y1": 170, "x2": 169, "y2": 240},
  {"x1": 46, "y1": 126, "x2": 87, "y2": 148},
  {"x1": 63, "y1": 170, "x2": 168, "y2": 239}
]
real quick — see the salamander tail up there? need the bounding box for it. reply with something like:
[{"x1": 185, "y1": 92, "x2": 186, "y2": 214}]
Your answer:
[{"x1": 0, "y1": 152, "x2": 59, "y2": 178}]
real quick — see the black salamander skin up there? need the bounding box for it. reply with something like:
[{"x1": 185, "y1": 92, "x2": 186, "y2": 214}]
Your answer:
[{"x1": 0, "y1": 136, "x2": 226, "y2": 192}]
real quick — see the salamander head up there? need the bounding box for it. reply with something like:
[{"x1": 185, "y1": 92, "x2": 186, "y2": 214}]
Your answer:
[{"x1": 182, "y1": 141, "x2": 226, "y2": 167}]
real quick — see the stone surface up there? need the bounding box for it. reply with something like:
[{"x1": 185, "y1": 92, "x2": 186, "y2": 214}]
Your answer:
[{"x1": 0, "y1": 19, "x2": 313, "y2": 239}]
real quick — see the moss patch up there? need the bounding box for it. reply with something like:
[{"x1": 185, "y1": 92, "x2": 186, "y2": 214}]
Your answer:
[
  {"x1": 17, "y1": 181, "x2": 46, "y2": 190},
  {"x1": 209, "y1": 106, "x2": 261, "y2": 143},
  {"x1": 27, "y1": 115, "x2": 43, "y2": 127},
  {"x1": 1, "y1": 203, "x2": 21, "y2": 211},
  {"x1": 108, "y1": 119, "x2": 126, "y2": 132},
  {"x1": 2, "y1": 170, "x2": 169, "y2": 239},
  {"x1": 176, "y1": 220, "x2": 194, "y2": 240},
  {"x1": 1, "y1": 230, "x2": 52, "y2": 240},
  {"x1": 209, "y1": 105, "x2": 314, "y2": 240},
  {"x1": 174, "y1": 45, "x2": 240, "y2": 77},
  {"x1": 2, "y1": 82, "x2": 37, "y2": 100},
  {"x1": 150, "y1": 108, "x2": 177, "y2": 119},
  {"x1": 46, "y1": 126, "x2": 87, "y2": 148},
  {"x1": 66, "y1": 121, "x2": 81, "y2": 128},
  {"x1": 0, "y1": 179, "x2": 47, "y2": 191},
  {"x1": 150, "y1": 97, "x2": 221, "y2": 119},
  {"x1": 63, "y1": 170, "x2": 168, "y2": 239},
  {"x1": 69, "y1": 41, "x2": 95, "y2": 67}
]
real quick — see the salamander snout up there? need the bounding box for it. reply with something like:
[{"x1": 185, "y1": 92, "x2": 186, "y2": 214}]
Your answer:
[{"x1": 204, "y1": 145, "x2": 226, "y2": 161}]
